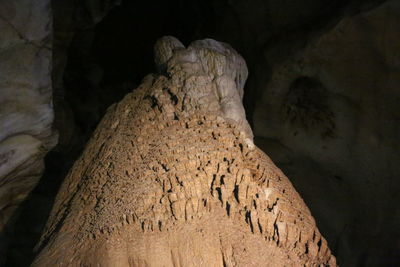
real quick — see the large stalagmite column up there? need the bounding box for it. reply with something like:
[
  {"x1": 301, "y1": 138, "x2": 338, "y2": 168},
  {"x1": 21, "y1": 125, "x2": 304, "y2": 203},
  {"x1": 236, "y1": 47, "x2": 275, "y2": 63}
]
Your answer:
[{"x1": 33, "y1": 37, "x2": 336, "y2": 266}]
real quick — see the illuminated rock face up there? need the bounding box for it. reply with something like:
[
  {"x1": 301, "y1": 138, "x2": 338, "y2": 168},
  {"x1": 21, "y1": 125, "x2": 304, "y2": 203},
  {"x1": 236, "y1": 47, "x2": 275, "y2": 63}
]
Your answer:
[
  {"x1": 0, "y1": 0, "x2": 55, "y2": 234},
  {"x1": 33, "y1": 37, "x2": 336, "y2": 266}
]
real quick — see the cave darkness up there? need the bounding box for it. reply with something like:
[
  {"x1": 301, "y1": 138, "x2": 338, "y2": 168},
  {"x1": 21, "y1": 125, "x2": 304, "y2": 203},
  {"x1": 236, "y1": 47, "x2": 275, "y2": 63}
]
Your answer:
[{"x1": 3, "y1": 0, "x2": 399, "y2": 266}]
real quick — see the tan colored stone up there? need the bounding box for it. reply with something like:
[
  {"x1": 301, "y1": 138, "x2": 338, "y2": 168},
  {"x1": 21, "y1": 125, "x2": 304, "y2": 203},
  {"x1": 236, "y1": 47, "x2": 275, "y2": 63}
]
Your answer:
[{"x1": 33, "y1": 37, "x2": 336, "y2": 266}]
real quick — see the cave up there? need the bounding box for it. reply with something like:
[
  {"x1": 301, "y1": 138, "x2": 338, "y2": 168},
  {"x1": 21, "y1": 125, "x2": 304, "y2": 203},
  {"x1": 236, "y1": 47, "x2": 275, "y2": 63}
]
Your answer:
[{"x1": 1, "y1": 0, "x2": 399, "y2": 266}]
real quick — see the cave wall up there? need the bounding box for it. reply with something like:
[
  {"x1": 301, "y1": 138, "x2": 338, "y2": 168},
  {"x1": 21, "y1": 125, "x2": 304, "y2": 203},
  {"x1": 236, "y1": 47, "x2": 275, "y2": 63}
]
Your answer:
[
  {"x1": 1, "y1": 1, "x2": 123, "y2": 264},
  {"x1": 51, "y1": 0, "x2": 122, "y2": 157},
  {"x1": 0, "y1": 0, "x2": 55, "y2": 260},
  {"x1": 253, "y1": 0, "x2": 400, "y2": 264}
]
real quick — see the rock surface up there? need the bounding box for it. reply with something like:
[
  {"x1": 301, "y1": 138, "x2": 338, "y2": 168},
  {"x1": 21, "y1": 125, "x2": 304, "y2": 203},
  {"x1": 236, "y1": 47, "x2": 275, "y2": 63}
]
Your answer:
[
  {"x1": 33, "y1": 37, "x2": 336, "y2": 266},
  {"x1": 253, "y1": 0, "x2": 400, "y2": 265},
  {"x1": 0, "y1": 0, "x2": 55, "y2": 243}
]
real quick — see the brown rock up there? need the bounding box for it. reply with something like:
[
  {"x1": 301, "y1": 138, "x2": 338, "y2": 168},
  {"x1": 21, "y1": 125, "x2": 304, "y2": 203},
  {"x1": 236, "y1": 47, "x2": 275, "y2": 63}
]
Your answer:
[{"x1": 33, "y1": 37, "x2": 336, "y2": 266}]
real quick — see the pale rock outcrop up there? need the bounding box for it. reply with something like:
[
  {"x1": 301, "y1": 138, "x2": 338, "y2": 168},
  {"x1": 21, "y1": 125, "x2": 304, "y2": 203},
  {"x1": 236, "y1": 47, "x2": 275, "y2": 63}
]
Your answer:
[
  {"x1": 33, "y1": 37, "x2": 336, "y2": 266},
  {"x1": 0, "y1": 0, "x2": 55, "y2": 235},
  {"x1": 154, "y1": 36, "x2": 253, "y2": 146}
]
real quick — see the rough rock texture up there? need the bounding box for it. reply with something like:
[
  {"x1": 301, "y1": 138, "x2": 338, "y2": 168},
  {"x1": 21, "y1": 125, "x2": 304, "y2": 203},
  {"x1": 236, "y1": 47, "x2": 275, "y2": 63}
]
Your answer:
[
  {"x1": 33, "y1": 37, "x2": 336, "y2": 266},
  {"x1": 0, "y1": 0, "x2": 55, "y2": 244},
  {"x1": 253, "y1": 0, "x2": 400, "y2": 265}
]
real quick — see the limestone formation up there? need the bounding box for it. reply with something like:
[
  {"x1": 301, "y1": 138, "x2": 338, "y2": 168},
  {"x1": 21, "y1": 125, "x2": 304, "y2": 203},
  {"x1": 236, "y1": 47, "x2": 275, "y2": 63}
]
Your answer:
[
  {"x1": 33, "y1": 37, "x2": 336, "y2": 266},
  {"x1": 0, "y1": 0, "x2": 55, "y2": 235},
  {"x1": 253, "y1": 0, "x2": 400, "y2": 264}
]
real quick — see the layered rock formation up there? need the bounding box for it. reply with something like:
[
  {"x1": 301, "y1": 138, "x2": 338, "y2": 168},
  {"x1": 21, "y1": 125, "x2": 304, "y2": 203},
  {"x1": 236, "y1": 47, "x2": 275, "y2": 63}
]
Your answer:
[
  {"x1": 33, "y1": 37, "x2": 336, "y2": 266},
  {"x1": 0, "y1": 0, "x2": 55, "y2": 241}
]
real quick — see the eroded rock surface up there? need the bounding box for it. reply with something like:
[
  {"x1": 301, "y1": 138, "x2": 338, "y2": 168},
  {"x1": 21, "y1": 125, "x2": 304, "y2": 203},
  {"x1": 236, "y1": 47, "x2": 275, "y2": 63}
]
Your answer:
[
  {"x1": 0, "y1": 0, "x2": 55, "y2": 238},
  {"x1": 253, "y1": 0, "x2": 400, "y2": 265},
  {"x1": 34, "y1": 37, "x2": 336, "y2": 266}
]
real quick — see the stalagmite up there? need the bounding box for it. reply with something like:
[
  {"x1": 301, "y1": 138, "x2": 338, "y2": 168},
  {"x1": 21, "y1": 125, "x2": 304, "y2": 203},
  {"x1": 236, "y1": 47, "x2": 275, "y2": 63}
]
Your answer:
[{"x1": 33, "y1": 37, "x2": 336, "y2": 266}]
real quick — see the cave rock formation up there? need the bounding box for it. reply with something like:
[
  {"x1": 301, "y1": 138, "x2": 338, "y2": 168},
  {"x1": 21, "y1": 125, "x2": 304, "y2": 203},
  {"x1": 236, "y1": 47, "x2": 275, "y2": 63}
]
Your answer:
[
  {"x1": 0, "y1": 0, "x2": 55, "y2": 234},
  {"x1": 33, "y1": 37, "x2": 336, "y2": 266},
  {"x1": 253, "y1": 0, "x2": 400, "y2": 263}
]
